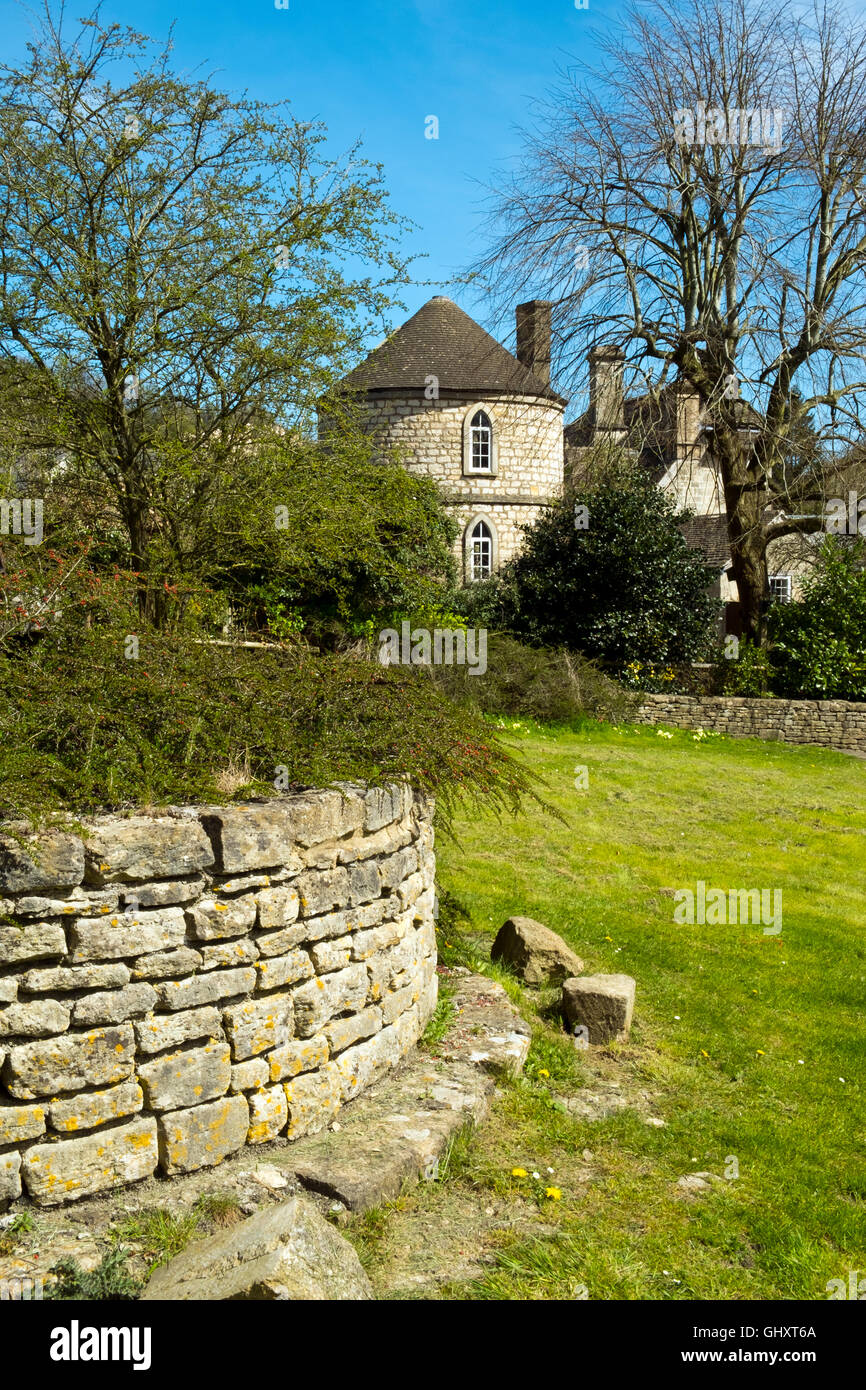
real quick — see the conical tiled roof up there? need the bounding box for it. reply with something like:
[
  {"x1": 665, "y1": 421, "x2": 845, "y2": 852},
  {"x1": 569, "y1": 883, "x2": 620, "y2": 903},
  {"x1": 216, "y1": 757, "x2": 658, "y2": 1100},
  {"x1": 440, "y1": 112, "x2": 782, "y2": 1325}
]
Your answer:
[{"x1": 339, "y1": 297, "x2": 566, "y2": 403}]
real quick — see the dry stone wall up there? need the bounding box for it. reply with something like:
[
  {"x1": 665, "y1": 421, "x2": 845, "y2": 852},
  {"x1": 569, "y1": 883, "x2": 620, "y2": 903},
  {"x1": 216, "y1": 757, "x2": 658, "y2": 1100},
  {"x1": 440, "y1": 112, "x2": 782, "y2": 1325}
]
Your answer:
[
  {"x1": 0, "y1": 785, "x2": 437, "y2": 1206},
  {"x1": 635, "y1": 694, "x2": 866, "y2": 754}
]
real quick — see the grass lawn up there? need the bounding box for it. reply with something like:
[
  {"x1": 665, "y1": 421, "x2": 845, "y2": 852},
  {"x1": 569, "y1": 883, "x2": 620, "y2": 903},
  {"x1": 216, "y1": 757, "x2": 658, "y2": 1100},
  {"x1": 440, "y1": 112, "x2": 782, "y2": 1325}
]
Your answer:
[{"x1": 350, "y1": 719, "x2": 866, "y2": 1300}]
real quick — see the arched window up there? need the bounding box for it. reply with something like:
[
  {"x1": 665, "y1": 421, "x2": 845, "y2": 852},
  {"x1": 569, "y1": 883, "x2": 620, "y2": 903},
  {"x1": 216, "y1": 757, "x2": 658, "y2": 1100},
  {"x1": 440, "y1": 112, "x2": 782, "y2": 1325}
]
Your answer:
[
  {"x1": 469, "y1": 519, "x2": 493, "y2": 581},
  {"x1": 470, "y1": 410, "x2": 492, "y2": 471}
]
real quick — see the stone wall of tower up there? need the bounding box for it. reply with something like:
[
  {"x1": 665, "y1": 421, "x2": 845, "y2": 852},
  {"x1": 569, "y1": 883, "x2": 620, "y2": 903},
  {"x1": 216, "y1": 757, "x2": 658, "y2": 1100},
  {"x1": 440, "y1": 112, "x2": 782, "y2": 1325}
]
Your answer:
[{"x1": 345, "y1": 392, "x2": 564, "y2": 575}]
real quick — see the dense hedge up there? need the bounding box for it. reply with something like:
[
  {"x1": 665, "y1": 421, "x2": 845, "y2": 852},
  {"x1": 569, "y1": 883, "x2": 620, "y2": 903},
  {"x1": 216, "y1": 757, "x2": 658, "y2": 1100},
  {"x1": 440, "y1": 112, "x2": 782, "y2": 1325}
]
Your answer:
[
  {"x1": 0, "y1": 631, "x2": 546, "y2": 831},
  {"x1": 428, "y1": 634, "x2": 638, "y2": 724}
]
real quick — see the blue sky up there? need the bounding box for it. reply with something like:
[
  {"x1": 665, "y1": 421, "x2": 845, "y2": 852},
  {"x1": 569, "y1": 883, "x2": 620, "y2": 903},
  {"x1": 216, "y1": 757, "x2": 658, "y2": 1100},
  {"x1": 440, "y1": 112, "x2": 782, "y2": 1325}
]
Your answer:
[{"x1": 0, "y1": 0, "x2": 619, "y2": 357}]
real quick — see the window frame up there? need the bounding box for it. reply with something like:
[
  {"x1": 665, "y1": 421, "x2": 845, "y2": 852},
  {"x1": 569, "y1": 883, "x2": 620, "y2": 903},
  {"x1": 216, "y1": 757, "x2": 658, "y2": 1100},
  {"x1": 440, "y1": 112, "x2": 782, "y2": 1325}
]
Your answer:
[
  {"x1": 768, "y1": 574, "x2": 792, "y2": 604},
  {"x1": 462, "y1": 403, "x2": 499, "y2": 477},
  {"x1": 464, "y1": 514, "x2": 498, "y2": 583}
]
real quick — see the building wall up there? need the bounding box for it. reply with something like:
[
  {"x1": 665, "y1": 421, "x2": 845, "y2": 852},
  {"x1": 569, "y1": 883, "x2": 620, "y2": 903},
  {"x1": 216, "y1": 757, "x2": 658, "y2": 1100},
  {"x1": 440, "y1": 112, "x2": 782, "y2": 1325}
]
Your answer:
[
  {"x1": 0, "y1": 785, "x2": 437, "y2": 1206},
  {"x1": 351, "y1": 392, "x2": 564, "y2": 577}
]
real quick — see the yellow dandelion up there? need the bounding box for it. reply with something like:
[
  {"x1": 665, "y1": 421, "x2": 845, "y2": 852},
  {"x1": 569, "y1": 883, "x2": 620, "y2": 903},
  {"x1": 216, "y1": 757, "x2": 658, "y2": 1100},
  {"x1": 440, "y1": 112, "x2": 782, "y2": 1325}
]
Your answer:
[
  {"x1": 756, "y1": 1049, "x2": 765, "y2": 1056},
  {"x1": 511, "y1": 1167, "x2": 528, "y2": 1178},
  {"x1": 700, "y1": 1049, "x2": 709, "y2": 1057},
  {"x1": 538, "y1": 1068, "x2": 550, "y2": 1079},
  {"x1": 545, "y1": 1187, "x2": 562, "y2": 1200}
]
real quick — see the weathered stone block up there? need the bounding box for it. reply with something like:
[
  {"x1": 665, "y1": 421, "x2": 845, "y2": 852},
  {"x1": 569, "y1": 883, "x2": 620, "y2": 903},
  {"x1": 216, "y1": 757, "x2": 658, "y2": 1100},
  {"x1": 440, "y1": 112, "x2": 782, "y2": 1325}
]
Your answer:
[
  {"x1": 491, "y1": 916, "x2": 584, "y2": 986},
  {"x1": 377, "y1": 847, "x2": 418, "y2": 889},
  {"x1": 83, "y1": 816, "x2": 214, "y2": 884},
  {"x1": 49, "y1": 1080, "x2": 143, "y2": 1132},
  {"x1": 362, "y1": 785, "x2": 404, "y2": 833},
  {"x1": 0, "y1": 829, "x2": 84, "y2": 894},
  {"x1": 230, "y1": 1057, "x2": 269, "y2": 1093},
  {"x1": 380, "y1": 982, "x2": 420, "y2": 1027},
  {"x1": 0, "y1": 977, "x2": 17, "y2": 1003},
  {"x1": 3, "y1": 1024, "x2": 135, "y2": 1099},
  {"x1": 12, "y1": 891, "x2": 88, "y2": 917},
  {"x1": 0, "y1": 1151, "x2": 22, "y2": 1203},
  {"x1": 348, "y1": 898, "x2": 396, "y2": 930},
  {"x1": 22, "y1": 1117, "x2": 158, "y2": 1204},
  {"x1": 309, "y1": 935, "x2": 353, "y2": 973},
  {"x1": 295, "y1": 868, "x2": 350, "y2": 919},
  {"x1": 397, "y1": 871, "x2": 424, "y2": 910},
  {"x1": 255, "y1": 924, "x2": 308, "y2": 956},
  {"x1": 334, "y1": 1025, "x2": 403, "y2": 1103},
  {"x1": 287, "y1": 789, "x2": 365, "y2": 847},
  {"x1": 215, "y1": 871, "x2": 280, "y2": 894},
  {"x1": 157, "y1": 1094, "x2": 249, "y2": 1174},
  {"x1": 223, "y1": 993, "x2": 293, "y2": 1060},
  {"x1": 200, "y1": 804, "x2": 303, "y2": 874},
  {"x1": 284, "y1": 1063, "x2": 342, "y2": 1138},
  {"x1": 0, "y1": 921, "x2": 67, "y2": 965},
  {"x1": 346, "y1": 861, "x2": 381, "y2": 906},
  {"x1": 350, "y1": 918, "x2": 407, "y2": 961},
  {"x1": 141, "y1": 1196, "x2": 371, "y2": 1301},
  {"x1": 122, "y1": 876, "x2": 205, "y2": 909},
  {"x1": 72, "y1": 983, "x2": 157, "y2": 1027},
  {"x1": 22, "y1": 963, "x2": 130, "y2": 993},
  {"x1": 134, "y1": 1005, "x2": 222, "y2": 1055},
  {"x1": 188, "y1": 895, "x2": 257, "y2": 941},
  {"x1": 153, "y1": 966, "x2": 256, "y2": 1012},
  {"x1": 255, "y1": 949, "x2": 313, "y2": 991},
  {"x1": 130, "y1": 946, "x2": 203, "y2": 981},
  {"x1": 0, "y1": 1101, "x2": 46, "y2": 1145},
  {"x1": 301, "y1": 840, "x2": 341, "y2": 870},
  {"x1": 0, "y1": 999, "x2": 70, "y2": 1038},
  {"x1": 561, "y1": 973, "x2": 636, "y2": 1044},
  {"x1": 366, "y1": 933, "x2": 421, "y2": 1000},
  {"x1": 291, "y1": 963, "x2": 368, "y2": 1037},
  {"x1": 324, "y1": 1006, "x2": 382, "y2": 1054},
  {"x1": 198, "y1": 938, "x2": 259, "y2": 971},
  {"x1": 256, "y1": 884, "x2": 300, "y2": 930},
  {"x1": 268, "y1": 1035, "x2": 329, "y2": 1083},
  {"x1": 248, "y1": 1085, "x2": 288, "y2": 1143},
  {"x1": 69, "y1": 908, "x2": 187, "y2": 962},
  {"x1": 337, "y1": 820, "x2": 412, "y2": 864},
  {"x1": 139, "y1": 1042, "x2": 231, "y2": 1111}
]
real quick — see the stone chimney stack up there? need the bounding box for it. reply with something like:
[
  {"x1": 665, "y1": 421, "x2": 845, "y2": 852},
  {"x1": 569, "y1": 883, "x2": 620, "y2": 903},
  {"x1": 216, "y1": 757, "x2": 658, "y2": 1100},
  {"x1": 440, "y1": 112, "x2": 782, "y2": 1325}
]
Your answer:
[
  {"x1": 588, "y1": 345, "x2": 626, "y2": 435},
  {"x1": 516, "y1": 301, "x2": 552, "y2": 387}
]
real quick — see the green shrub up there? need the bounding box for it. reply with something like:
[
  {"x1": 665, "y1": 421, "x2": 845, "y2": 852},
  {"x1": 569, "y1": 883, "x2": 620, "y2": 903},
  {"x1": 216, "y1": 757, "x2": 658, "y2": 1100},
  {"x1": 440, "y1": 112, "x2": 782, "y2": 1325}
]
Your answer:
[
  {"x1": 767, "y1": 539, "x2": 866, "y2": 699},
  {"x1": 46, "y1": 1247, "x2": 142, "y2": 1301},
  {"x1": 0, "y1": 544, "x2": 546, "y2": 833},
  {"x1": 469, "y1": 473, "x2": 718, "y2": 671},
  {"x1": 721, "y1": 641, "x2": 776, "y2": 696},
  {"x1": 428, "y1": 634, "x2": 637, "y2": 724}
]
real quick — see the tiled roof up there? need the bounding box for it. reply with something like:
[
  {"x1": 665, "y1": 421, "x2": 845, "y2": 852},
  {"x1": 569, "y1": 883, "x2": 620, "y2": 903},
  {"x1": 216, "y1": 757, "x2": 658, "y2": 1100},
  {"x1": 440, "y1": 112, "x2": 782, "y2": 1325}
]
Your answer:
[
  {"x1": 680, "y1": 514, "x2": 731, "y2": 569},
  {"x1": 338, "y1": 297, "x2": 566, "y2": 403}
]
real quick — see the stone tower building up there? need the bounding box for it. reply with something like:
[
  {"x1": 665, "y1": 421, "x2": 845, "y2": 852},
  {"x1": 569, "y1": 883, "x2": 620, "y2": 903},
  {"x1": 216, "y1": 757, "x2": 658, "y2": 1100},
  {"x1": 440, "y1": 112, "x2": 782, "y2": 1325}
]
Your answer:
[{"x1": 322, "y1": 296, "x2": 567, "y2": 583}]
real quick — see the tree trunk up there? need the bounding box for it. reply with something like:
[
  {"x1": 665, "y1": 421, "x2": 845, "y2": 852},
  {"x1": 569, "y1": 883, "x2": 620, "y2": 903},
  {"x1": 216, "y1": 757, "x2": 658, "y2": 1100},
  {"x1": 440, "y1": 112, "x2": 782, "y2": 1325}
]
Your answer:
[{"x1": 715, "y1": 422, "x2": 768, "y2": 644}]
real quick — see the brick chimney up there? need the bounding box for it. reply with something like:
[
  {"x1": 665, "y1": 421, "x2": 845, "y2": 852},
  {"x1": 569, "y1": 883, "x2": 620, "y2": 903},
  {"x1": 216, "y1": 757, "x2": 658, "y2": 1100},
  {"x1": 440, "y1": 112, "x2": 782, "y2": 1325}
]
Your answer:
[
  {"x1": 516, "y1": 301, "x2": 552, "y2": 387},
  {"x1": 588, "y1": 345, "x2": 626, "y2": 435}
]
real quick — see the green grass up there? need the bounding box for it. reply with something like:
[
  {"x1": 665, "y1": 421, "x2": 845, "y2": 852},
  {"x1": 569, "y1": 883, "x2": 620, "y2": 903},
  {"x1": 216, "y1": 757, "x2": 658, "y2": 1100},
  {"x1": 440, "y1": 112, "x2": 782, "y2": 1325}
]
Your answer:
[
  {"x1": 111, "y1": 1192, "x2": 243, "y2": 1274},
  {"x1": 399, "y1": 718, "x2": 866, "y2": 1300}
]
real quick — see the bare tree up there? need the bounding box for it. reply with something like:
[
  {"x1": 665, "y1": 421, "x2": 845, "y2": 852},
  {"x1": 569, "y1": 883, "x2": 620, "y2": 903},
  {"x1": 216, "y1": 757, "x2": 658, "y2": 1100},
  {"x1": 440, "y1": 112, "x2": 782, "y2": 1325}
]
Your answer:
[{"x1": 472, "y1": 0, "x2": 866, "y2": 641}]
